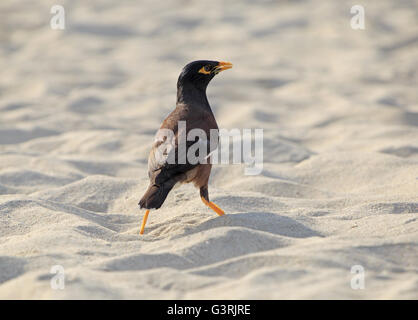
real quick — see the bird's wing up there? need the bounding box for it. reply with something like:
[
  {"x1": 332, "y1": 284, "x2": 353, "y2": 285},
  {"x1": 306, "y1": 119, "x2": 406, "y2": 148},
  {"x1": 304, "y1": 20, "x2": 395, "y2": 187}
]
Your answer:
[{"x1": 147, "y1": 107, "x2": 217, "y2": 186}]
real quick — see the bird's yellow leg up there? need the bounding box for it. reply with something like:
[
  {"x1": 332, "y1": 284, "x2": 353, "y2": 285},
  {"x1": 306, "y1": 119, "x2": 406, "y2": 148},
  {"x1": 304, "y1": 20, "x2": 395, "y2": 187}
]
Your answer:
[
  {"x1": 140, "y1": 210, "x2": 150, "y2": 235},
  {"x1": 201, "y1": 197, "x2": 225, "y2": 216}
]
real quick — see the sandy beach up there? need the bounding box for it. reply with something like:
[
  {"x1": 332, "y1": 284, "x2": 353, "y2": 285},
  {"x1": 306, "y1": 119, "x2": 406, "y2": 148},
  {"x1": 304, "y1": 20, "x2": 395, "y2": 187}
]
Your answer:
[{"x1": 0, "y1": 0, "x2": 417, "y2": 299}]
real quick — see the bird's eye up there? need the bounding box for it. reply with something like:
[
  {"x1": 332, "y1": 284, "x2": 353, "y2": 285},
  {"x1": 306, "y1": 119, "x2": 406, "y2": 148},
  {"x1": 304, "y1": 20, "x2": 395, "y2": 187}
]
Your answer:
[{"x1": 198, "y1": 65, "x2": 213, "y2": 74}]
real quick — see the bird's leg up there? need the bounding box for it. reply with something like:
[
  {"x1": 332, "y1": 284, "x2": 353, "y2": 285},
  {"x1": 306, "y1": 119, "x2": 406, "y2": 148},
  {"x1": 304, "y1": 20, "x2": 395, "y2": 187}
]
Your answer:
[
  {"x1": 140, "y1": 210, "x2": 150, "y2": 235},
  {"x1": 200, "y1": 187, "x2": 225, "y2": 216},
  {"x1": 202, "y1": 197, "x2": 225, "y2": 216}
]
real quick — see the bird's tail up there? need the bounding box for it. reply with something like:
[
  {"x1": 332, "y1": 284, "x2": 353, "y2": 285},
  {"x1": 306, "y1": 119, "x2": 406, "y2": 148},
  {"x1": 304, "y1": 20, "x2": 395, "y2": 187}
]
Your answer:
[{"x1": 138, "y1": 183, "x2": 173, "y2": 209}]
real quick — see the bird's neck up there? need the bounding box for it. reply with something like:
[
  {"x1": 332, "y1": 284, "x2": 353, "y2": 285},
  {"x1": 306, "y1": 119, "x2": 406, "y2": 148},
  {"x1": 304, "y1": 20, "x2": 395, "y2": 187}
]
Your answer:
[{"x1": 176, "y1": 82, "x2": 210, "y2": 109}]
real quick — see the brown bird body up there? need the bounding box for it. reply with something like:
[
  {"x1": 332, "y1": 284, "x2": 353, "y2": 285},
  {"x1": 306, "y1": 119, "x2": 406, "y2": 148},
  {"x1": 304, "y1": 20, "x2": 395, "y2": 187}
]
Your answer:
[{"x1": 138, "y1": 60, "x2": 232, "y2": 234}]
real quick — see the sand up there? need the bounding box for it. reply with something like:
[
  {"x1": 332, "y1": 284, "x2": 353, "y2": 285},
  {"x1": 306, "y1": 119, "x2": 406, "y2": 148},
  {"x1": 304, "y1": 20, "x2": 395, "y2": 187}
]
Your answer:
[{"x1": 0, "y1": 0, "x2": 417, "y2": 299}]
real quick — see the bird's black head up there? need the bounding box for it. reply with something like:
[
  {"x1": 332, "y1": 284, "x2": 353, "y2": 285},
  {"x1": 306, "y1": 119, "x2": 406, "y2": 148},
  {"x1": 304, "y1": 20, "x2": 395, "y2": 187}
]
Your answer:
[{"x1": 177, "y1": 60, "x2": 233, "y2": 93}]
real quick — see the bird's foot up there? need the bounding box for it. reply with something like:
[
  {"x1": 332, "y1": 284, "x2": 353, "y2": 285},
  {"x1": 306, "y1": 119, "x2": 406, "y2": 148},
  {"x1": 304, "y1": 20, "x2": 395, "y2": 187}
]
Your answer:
[
  {"x1": 201, "y1": 197, "x2": 225, "y2": 216},
  {"x1": 140, "y1": 210, "x2": 150, "y2": 235}
]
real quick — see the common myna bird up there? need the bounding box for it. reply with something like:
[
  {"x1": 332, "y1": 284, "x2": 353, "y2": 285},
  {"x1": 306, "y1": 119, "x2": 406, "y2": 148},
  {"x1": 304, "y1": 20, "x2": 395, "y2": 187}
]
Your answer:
[{"x1": 138, "y1": 60, "x2": 233, "y2": 234}]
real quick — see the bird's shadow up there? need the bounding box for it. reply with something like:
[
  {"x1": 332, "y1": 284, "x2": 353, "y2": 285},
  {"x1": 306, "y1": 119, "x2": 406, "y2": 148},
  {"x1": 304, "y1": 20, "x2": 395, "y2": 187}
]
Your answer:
[
  {"x1": 0, "y1": 256, "x2": 26, "y2": 285},
  {"x1": 100, "y1": 212, "x2": 322, "y2": 272},
  {"x1": 172, "y1": 211, "x2": 322, "y2": 240}
]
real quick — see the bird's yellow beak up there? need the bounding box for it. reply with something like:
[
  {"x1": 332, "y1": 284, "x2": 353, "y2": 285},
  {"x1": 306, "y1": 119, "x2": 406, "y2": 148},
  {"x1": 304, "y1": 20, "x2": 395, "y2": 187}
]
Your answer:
[{"x1": 216, "y1": 61, "x2": 233, "y2": 72}]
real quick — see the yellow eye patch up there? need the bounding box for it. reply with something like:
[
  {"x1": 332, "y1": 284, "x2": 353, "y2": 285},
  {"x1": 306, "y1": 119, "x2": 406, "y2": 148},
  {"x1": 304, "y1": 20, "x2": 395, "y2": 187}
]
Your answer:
[{"x1": 198, "y1": 66, "x2": 212, "y2": 74}]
